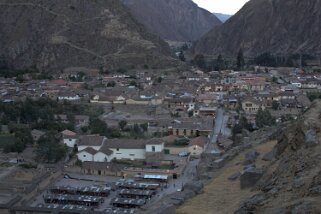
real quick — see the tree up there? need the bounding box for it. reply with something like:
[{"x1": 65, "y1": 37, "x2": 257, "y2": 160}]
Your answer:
[
  {"x1": 255, "y1": 108, "x2": 275, "y2": 128},
  {"x1": 193, "y1": 54, "x2": 206, "y2": 70},
  {"x1": 178, "y1": 51, "x2": 186, "y2": 62},
  {"x1": 35, "y1": 132, "x2": 67, "y2": 163},
  {"x1": 129, "y1": 80, "x2": 137, "y2": 87},
  {"x1": 236, "y1": 49, "x2": 245, "y2": 70},
  {"x1": 157, "y1": 76, "x2": 163, "y2": 83},
  {"x1": 216, "y1": 54, "x2": 224, "y2": 71},
  {"x1": 118, "y1": 120, "x2": 127, "y2": 131},
  {"x1": 272, "y1": 101, "x2": 279, "y2": 110},
  {"x1": 89, "y1": 118, "x2": 108, "y2": 136},
  {"x1": 107, "y1": 81, "x2": 116, "y2": 87}
]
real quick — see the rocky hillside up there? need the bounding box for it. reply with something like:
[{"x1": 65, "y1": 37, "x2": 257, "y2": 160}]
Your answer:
[
  {"x1": 0, "y1": 0, "x2": 177, "y2": 72},
  {"x1": 236, "y1": 100, "x2": 321, "y2": 213},
  {"x1": 121, "y1": 0, "x2": 222, "y2": 42},
  {"x1": 195, "y1": 0, "x2": 321, "y2": 57}
]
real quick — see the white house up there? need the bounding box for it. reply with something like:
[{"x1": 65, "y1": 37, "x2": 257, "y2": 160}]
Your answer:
[
  {"x1": 77, "y1": 147, "x2": 97, "y2": 162},
  {"x1": 57, "y1": 92, "x2": 80, "y2": 101},
  {"x1": 77, "y1": 138, "x2": 165, "y2": 162},
  {"x1": 145, "y1": 139, "x2": 164, "y2": 153},
  {"x1": 77, "y1": 135, "x2": 107, "y2": 151},
  {"x1": 61, "y1": 129, "x2": 78, "y2": 148}
]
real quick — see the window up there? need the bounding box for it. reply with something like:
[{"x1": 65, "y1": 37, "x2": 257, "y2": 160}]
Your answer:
[
  {"x1": 69, "y1": 139, "x2": 72, "y2": 141},
  {"x1": 83, "y1": 155, "x2": 86, "y2": 157},
  {"x1": 246, "y1": 103, "x2": 252, "y2": 107},
  {"x1": 130, "y1": 154, "x2": 135, "y2": 156},
  {"x1": 116, "y1": 148, "x2": 119, "y2": 151},
  {"x1": 152, "y1": 146, "x2": 155, "y2": 152}
]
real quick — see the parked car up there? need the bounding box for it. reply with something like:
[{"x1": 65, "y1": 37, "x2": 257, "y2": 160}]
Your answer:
[{"x1": 178, "y1": 151, "x2": 189, "y2": 157}]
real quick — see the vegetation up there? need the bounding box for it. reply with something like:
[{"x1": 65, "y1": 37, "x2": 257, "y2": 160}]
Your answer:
[
  {"x1": 307, "y1": 92, "x2": 321, "y2": 102},
  {"x1": 178, "y1": 51, "x2": 186, "y2": 62},
  {"x1": 193, "y1": 54, "x2": 206, "y2": 70},
  {"x1": 232, "y1": 114, "x2": 252, "y2": 138},
  {"x1": 272, "y1": 101, "x2": 280, "y2": 110},
  {"x1": 118, "y1": 120, "x2": 127, "y2": 131},
  {"x1": 35, "y1": 132, "x2": 67, "y2": 163},
  {"x1": 107, "y1": 81, "x2": 116, "y2": 87},
  {"x1": 255, "y1": 108, "x2": 276, "y2": 128},
  {"x1": 236, "y1": 49, "x2": 245, "y2": 70}
]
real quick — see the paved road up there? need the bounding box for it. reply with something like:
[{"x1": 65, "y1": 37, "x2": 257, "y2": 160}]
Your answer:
[{"x1": 206, "y1": 107, "x2": 231, "y2": 153}]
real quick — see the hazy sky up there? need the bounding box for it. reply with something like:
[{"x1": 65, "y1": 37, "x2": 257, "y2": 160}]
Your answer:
[{"x1": 192, "y1": 0, "x2": 250, "y2": 14}]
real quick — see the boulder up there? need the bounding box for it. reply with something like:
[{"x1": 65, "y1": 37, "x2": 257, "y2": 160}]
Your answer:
[
  {"x1": 228, "y1": 172, "x2": 241, "y2": 181},
  {"x1": 240, "y1": 168, "x2": 264, "y2": 189},
  {"x1": 243, "y1": 150, "x2": 259, "y2": 165},
  {"x1": 262, "y1": 149, "x2": 276, "y2": 161},
  {"x1": 184, "y1": 181, "x2": 204, "y2": 194},
  {"x1": 243, "y1": 163, "x2": 256, "y2": 171},
  {"x1": 304, "y1": 129, "x2": 319, "y2": 147}
]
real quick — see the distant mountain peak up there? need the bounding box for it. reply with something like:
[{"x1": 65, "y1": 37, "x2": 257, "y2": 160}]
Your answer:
[
  {"x1": 213, "y1": 13, "x2": 232, "y2": 23},
  {"x1": 121, "y1": 0, "x2": 222, "y2": 42}
]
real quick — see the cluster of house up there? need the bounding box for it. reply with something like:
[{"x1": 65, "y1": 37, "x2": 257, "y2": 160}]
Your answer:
[{"x1": 59, "y1": 130, "x2": 208, "y2": 165}]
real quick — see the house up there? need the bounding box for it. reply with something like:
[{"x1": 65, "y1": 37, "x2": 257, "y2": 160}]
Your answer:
[
  {"x1": 77, "y1": 135, "x2": 107, "y2": 151},
  {"x1": 54, "y1": 114, "x2": 68, "y2": 123},
  {"x1": 82, "y1": 162, "x2": 122, "y2": 176},
  {"x1": 77, "y1": 138, "x2": 165, "y2": 163},
  {"x1": 188, "y1": 136, "x2": 208, "y2": 157},
  {"x1": 57, "y1": 92, "x2": 80, "y2": 101},
  {"x1": 242, "y1": 98, "x2": 265, "y2": 114},
  {"x1": 169, "y1": 117, "x2": 213, "y2": 137},
  {"x1": 194, "y1": 106, "x2": 217, "y2": 117},
  {"x1": 75, "y1": 115, "x2": 89, "y2": 127},
  {"x1": 31, "y1": 129, "x2": 45, "y2": 143},
  {"x1": 61, "y1": 129, "x2": 78, "y2": 148},
  {"x1": 77, "y1": 147, "x2": 97, "y2": 162}
]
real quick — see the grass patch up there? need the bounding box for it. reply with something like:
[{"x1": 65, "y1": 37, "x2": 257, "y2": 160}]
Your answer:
[
  {"x1": 0, "y1": 135, "x2": 15, "y2": 148},
  {"x1": 19, "y1": 163, "x2": 37, "y2": 169}
]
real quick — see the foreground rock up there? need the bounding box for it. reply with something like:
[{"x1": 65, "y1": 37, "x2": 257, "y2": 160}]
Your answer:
[{"x1": 236, "y1": 100, "x2": 321, "y2": 213}]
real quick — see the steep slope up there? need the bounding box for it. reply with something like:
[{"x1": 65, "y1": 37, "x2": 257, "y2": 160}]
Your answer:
[
  {"x1": 0, "y1": 0, "x2": 177, "y2": 72},
  {"x1": 236, "y1": 100, "x2": 321, "y2": 213},
  {"x1": 213, "y1": 13, "x2": 232, "y2": 23},
  {"x1": 195, "y1": 0, "x2": 321, "y2": 57},
  {"x1": 121, "y1": 0, "x2": 222, "y2": 42}
]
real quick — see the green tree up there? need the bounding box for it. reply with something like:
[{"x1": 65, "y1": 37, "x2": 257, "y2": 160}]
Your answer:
[
  {"x1": 272, "y1": 101, "x2": 279, "y2": 110},
  {"x1": 35, "y1": 132, "x2": 67, "y2": 163},
  {"x1": 178, "y1": 51, "x2": 186, "y2": 62},
  {"x1": 107, "y1": 81, "x2": 116, "y2": 87},
  {"x1": 216, "y1": 54, "x2": 224, "y2": 71},
  {"x1": 118, "y1": 120, "x2": 127, "y2": 131},
  {"x1": 256, "y1": 108, "x2": 275, "y2": 128},
  {"x1": 157, "y1": 76, "x2": 163, "y2": 83},
  {"x1": 236, "y1": 49, "x2": 245, "y2": 70},
  {"x1": 193, "y1": 54, "x2": 206, "y2": 70},
  {"x1": 89, "y1": 118, "x2": 108, "y2": 136}
]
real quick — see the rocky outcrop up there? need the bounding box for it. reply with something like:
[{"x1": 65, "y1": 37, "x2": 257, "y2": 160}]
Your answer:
[
  {"x1": 0, "y1": 0, "x2": 177, "y2": 72},
  {"x1": 121, "y1": 0, "x2": 222, "y2": 42},
  {"x1": 235, "y1": 100, "x2": 321, "y2": 213},
  {"x1": 195, "y1": 0, "x2": 321, "y2": 57}
]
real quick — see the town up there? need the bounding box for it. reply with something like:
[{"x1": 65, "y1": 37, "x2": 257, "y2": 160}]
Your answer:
[{"x1": 0, "y1": 62, "x2": 320, "y2": 214}]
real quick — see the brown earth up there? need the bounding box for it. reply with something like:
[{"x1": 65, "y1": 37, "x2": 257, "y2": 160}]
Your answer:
[{"x1": 177, "y1": 140, "x2": 277, "y2": 214}]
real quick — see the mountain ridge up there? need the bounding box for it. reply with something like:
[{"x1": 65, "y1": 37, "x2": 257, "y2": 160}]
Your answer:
[
  {"x1": 0, "y1": 0, "x2": 178, "y2": 72},
  {"x1": 195, "y1": 0, "x2": 321, "y2": 57},
  {"x1": 121, "y1": 0, "x2": 222, "y2": 42}
]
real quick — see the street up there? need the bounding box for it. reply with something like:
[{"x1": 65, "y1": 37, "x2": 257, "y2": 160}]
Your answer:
[{"x1": 206, "y1": 107, "x2": 231, "y2": 153}]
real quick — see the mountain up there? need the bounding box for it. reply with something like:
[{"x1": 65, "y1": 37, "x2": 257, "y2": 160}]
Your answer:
[
  {"x1": 121, "y1": 0, "x2": 222, "y2": 42},
  {"x1": 195, "y1": 0, "x2": 321, "y2": 57},
  {"x1": 0, "y1": 0, "x2": 177, "y2": 72},
  {"x1": 213, "y1": 13, "x2": 232, "y2": 23}
]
